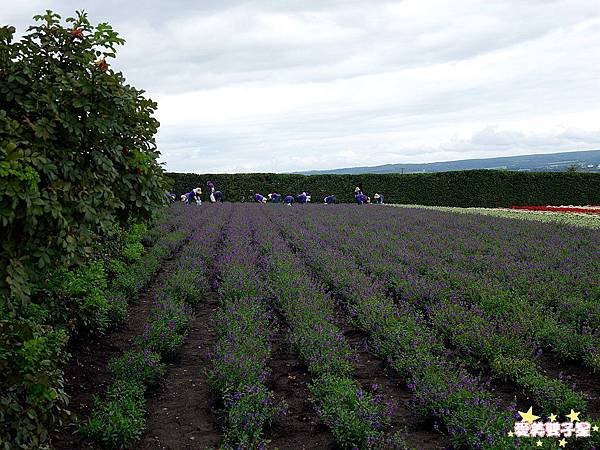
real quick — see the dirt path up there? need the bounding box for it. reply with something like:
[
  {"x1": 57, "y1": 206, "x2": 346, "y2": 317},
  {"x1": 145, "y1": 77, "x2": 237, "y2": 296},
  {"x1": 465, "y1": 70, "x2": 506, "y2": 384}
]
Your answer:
[
  {"x1": 537, "y1": 354, "x2": 600, "y2": 420},
  {"x1": 267, "y1": 313, "x2": 337, "y2": 450},
  {"x1": 137, "y1": 291, "x2": 222, "y2": 449},
  {"x1": 52, "y1": 253, "x2": 184, "y2": 450},
  {"x1": 335, "y1": 313, "x2": 450, "y2": 450}
]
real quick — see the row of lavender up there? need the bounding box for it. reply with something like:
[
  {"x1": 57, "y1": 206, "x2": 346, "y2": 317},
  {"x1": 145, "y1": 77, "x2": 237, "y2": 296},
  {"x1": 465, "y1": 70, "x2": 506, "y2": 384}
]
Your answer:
[
  {"x1": 80, "y1": 205, "x2": 228, "y2": 448},
  {"x1": 258, "y1": 204, "x2": 600, "y2": 449},
  {"x1": 206, "y1": 206, "x2": 284, "y2": 448},
  {"x1": 280, "y1": 207, "x2": 593, "y2": 414},
  {"x1": 251, "y1": 213, "x2": 404, "y2": 448},
  {"x1": 322, "y1": 206, "x2": 599, "y2": 366},
  {"x1": 206, "y1": 207, "x2": 403, "y2": 448},
  {"x1": 257, "y1": 205, "x2": 517, "y2": 449},
  {"x1": 294, "y1": 206, "x2": 600, "y2": 374}
]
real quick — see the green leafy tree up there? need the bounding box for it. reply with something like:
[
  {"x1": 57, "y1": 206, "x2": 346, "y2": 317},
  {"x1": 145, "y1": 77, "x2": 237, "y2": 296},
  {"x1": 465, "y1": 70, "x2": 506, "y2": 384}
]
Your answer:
[{"x1": 0, "y1": 10, "x2": 166, "y2": 306}]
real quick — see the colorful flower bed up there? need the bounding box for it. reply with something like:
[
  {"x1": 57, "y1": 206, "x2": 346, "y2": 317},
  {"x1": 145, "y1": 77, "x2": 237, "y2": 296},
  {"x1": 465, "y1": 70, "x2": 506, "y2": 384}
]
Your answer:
[
  {"x1": 510, "y1": 205, "x2": 600, "y2": 214},
  {"x1": 396, "y1": 204, "x2": 600, "y2": 228}
]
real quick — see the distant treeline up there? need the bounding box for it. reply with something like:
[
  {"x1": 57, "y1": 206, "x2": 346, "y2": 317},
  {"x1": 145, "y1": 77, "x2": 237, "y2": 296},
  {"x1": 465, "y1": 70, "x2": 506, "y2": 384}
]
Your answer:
[{"x1": 166, "y1": 170, "x2": 600, "y2": 207}]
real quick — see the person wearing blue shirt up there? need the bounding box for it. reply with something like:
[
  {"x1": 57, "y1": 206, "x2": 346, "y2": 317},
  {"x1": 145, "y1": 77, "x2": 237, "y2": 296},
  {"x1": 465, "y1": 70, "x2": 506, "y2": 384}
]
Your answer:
[
  {"x1": 355, "y1": 193, "x2": 368, "y2": 204},
  {"x1": 253, "y1": 193, "x2": 267, "y2": 203},
  {"x1": 213, "y1": 191, "x2": 224, "y2": 202},
  {"x1": 297, "y1": 192, "x2": 311, "y2": 204},
  {"x1": 268, "y1": 193, "x2": 282, "y2": 203},
  {"x1": 284, "y1": 195, "x2": 294, "y2": 205},
  {"x1": 324, "y1": 195, "x2": 336, "y2": 204}
]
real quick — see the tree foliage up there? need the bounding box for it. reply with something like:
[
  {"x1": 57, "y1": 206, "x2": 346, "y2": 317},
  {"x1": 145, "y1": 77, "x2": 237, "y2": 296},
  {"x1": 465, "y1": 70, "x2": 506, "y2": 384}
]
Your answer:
[{"x1": 0, "y1": 11, "x2": 166, "y2": 305}]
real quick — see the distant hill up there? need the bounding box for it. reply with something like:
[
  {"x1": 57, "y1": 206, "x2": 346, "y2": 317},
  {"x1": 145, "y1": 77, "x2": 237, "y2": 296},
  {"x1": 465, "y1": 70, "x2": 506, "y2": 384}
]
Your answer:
[{"x1": 296, "y1": 150, "x2": 600, "y2": 175}]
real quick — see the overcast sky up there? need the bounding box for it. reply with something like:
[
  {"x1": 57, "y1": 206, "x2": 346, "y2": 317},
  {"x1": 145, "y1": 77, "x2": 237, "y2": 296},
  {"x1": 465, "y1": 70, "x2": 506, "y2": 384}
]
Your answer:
[{"x1": 3, "y1": 1, "x2": 600, "y2": 173}]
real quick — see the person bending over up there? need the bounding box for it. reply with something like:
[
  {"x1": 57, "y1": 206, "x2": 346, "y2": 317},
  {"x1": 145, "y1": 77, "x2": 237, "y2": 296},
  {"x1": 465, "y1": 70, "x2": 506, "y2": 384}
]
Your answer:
[
  {"x1": 268, "y1": 192, "x2": 282, "y2": 203},
  {"x1": 355, "y1": 193, "x2": 368, "y2": 205},
  {"x1": 297, "y1": 192, "x2": 311, "y2": 204},
  {"x1": 212, "y1": 190, "x2": 224, "y2": 203},
  {"x1": 324, "y1": 195, "x2": 336, "y2": 204},
  {"x1": 253, "y1": 193, "x2": 267, "y2": 203}
]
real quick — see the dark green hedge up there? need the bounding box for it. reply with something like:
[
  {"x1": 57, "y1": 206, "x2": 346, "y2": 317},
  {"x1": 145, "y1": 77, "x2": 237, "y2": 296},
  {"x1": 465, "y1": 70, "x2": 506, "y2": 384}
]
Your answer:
[{"x1": 167, "y1": 170, "x2": 600, "y2": 207}]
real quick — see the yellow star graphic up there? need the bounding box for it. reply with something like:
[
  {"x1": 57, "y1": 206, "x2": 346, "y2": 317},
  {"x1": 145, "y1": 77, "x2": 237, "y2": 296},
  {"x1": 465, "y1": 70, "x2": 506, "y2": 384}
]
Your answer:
[
  {"x1": 518, "y1": 406, "x2": 540, "y2": 424},
  {"x1": 558, "y1": 438, "x2": 567, "y2": 447},
  {"x1": 536, "y1": 439, "x2": 543, "y2": 447},
  {"x1": 592, "y1": 425, "x2": 599, "y2": 432},
  {"x1": 566, "y1": 409, "x2": 580, "y2": 422},
  {"x1": 549, "y1": 413, "x2": 557, "y2": 422},
  {"x1": 508, "y1": 431, "x2": 514, "y2": 437}
]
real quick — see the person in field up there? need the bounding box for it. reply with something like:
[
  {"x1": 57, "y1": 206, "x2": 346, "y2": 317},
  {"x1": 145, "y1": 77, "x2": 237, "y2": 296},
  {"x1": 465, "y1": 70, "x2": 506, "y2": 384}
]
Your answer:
[
  {"x1": 165, "y1": 192, "x2": 176, "y2": 203},
  {"x1": 207, "y1": 181, "x2": 217, "y2": 202},
  {"x1": 355, "y1": 186, "x2": 363, "y2": 195},
  {"x1": 253, "y1": 193, "x2": 267, "y2": 203},
  {"x1": 212, "y1": 190, "x2": 224, "y2": 203},
  {"x1": 183, "y1": 187, "x2": 202, "y2": 205},
  {"x1": 355, "y1": 192, "x2": 368, "y2": 204},
  {"x1": 268, "y1": 192, "x2": 282, "y2": 203},
  {"x1": 297, "y1": 192, "x2": 311, "y2": 204},
  {"x1": 193, "y1": 187, "x2": 202, "y2": 204},
  {"x1": 324, "y1": 195, "x2": 336, "y2": 204},
  {"x1": 373, "y1": 193, "x2": 384, "y2": 204},
  {"x1": 284, "y1": 195, "x2": 294, "y2": 205}
]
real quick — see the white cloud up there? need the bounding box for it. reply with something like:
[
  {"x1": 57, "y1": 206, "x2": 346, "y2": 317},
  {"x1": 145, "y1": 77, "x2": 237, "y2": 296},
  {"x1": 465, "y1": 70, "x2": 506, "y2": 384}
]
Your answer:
[{"x1": 2, "y1": 0, "x2": 600, "y2": 172}]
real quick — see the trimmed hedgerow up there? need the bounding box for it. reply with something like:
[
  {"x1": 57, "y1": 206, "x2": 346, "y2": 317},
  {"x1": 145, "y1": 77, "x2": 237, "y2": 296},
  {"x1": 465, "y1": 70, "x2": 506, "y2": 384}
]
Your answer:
[{"x1": 167, "y1": 170, "x2": 600, "y2": 207}]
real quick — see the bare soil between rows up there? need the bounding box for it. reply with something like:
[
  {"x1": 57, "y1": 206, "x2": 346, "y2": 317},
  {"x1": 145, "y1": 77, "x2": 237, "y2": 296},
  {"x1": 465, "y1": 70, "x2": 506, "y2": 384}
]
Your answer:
[
  {"x1": 267, "y1": 312, "x2": 337, "y2": 450},
  {"x1": 337, "y1": 319, "x2": 450, "y2": 450},
  {"x1": 137, "y1": 291, "x2": 221, "y2": 450},
  {"x1": 51, "y1": 255, "x2": 182, "y2": 450}
]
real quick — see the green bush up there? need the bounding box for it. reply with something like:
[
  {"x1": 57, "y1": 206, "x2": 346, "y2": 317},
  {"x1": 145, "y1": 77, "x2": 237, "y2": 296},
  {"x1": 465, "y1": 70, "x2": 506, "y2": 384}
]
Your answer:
[
  {"x1": 0, "y1": 319, "x2": 69, "y2": 449},
  {"x1": 167, "y1": 170, "x2": 600, "y2": 207},
  {"x1": 0, "y1": 10, "x2": 167, "y2": 448},
  {"x1": 109, "y1": 350, "x2": 166, "y2": 388},
  {"x1": 78, "y1": 380, "x2": 146, "y2": 448},
  {"x1": 44, "y1": 261, "x2": 110, "y2": 333},
  {"x1": 0, "y1": 11, "x2": 166, "y2": 303},
  {"x1": 137, "y1": 318, "x2": 186, "y2": 358},
  {"x1": 122, "y1": 242, "x2": 144, "y2": 262}
]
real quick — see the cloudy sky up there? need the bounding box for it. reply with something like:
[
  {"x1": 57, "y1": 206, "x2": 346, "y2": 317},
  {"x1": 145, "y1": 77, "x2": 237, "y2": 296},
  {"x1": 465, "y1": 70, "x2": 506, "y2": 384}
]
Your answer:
[{"x1": 3, "y1": 1, "x2": 600, "y2": 173}]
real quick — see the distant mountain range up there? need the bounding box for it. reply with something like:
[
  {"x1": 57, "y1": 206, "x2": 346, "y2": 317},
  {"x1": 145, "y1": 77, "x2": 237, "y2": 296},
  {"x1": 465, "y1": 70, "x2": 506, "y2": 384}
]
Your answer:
[{"x1": 296, "y1": 150, "x2": 600, "y2": 175}]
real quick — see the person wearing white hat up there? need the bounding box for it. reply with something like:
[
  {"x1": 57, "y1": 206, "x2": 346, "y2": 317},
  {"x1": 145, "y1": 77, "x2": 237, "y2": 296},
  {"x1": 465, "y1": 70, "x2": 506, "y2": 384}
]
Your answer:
[{"x1": 193, "y1": 187, "x2": 202, "y2": 205}]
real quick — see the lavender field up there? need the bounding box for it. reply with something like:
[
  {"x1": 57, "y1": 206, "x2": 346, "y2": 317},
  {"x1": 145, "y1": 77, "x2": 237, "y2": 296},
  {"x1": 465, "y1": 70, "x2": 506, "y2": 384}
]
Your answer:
[{"x1": 75, "y1": 203, "x2": 600, "y2": 450}]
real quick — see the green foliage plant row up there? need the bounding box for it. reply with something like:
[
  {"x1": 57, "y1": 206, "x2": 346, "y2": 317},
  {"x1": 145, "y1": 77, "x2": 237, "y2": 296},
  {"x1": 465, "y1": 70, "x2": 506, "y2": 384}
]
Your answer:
[
  {"x1": 254, "y1": 221, "x2": 404, "y2": 449},
  {"x1": 207, "y1": 210, "x2": 284, "y2": 449},
  {"x1": 79, "y1": 208, "x2": 226, "y2": 448},
  {"x1": 0, "y1": 221, "x2": 185, "y2": 449},
  {"x1": 266, "y1": 210, "x2": 518, "y2": 449}
]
